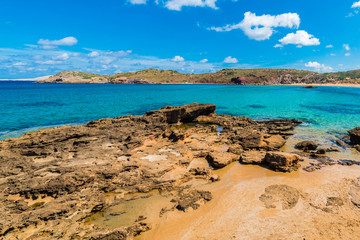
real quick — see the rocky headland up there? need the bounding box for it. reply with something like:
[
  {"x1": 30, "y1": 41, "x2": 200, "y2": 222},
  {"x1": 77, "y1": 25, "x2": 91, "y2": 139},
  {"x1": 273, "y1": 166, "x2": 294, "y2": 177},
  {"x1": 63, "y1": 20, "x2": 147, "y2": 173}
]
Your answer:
[
  {"x1": 36, "y1": 68, "x2": 360, "y2": 85},
  {"x1": 1, "y1": 103, "x2": 360, "y2": 239}
]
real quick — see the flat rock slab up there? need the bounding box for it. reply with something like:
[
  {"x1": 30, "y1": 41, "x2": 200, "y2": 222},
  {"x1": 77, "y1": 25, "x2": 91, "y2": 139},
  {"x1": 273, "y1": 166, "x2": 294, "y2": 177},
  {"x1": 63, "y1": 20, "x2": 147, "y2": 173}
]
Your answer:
[
  {"x1": 241, "y1": 150, "x2": 266, "y2": 164},
  {"x1": 264, "y1": 151, "x2": 301, "y2": 172},
  {"x1": 259, "y1": 184, "x2": 300, "y2": 210},
  {"x1": 264, "y1": 135, "x2": 286, "y2": 150},
  {"x1": 206, "y1": 152, "x2": 239, "y2": 168}
]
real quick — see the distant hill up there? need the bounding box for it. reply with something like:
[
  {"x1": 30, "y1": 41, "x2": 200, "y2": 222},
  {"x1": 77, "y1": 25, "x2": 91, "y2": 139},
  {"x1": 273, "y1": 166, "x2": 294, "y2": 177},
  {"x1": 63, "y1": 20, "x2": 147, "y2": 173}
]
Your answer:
[{"x1": 36, "y1": 69, "x2": 360, "y2": 85}]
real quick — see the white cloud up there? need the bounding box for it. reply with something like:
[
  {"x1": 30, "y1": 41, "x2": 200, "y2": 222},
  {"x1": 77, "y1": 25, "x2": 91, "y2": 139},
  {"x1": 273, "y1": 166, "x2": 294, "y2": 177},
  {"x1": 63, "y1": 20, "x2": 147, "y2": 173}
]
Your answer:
[
  {"x1": 171, "y1": 55, "x2": 185, "y2": 62},
  {"x1": 223, "y1": 56, "x2": 238, "y2": 63},
  {"x1": 13, "y1": 62, "x2": 27, "y2": 66},
  {"x1": 200, "y1": 58, "x2": 208, "y2": 63},
  {"x1": 37, "y1": 37, "x2": 78, "y2": 47},
  {"x1": 345, "y1": 53, "x2": 351, "y2": 56},
  {"x1": 0, "y1": 44, "x2": 258, "y2": 78},
  {"x1": 343, "y1": 44, "x2": 350, "y2": 51},
  {"x1": 88, "y1": 51, "x2": 100, "y2": 57},
  {"x1": 330, "y1": 53, "x2": 336, "y2": 56},
  {"x1": 209, "y1": 12, "x2": 300, "y2": 41},
  {"x1": 129, "y1": 0, "x2": 147, "y2": 4},
  {"x1": 352, "y1": 1, "x2": 360, "y2": 8},
  {"x1": 305, "y1": 61, "x2": 333, "y2": 72},
  {"x1": 165, "y1": 0, "x2": 218, "y2": 11},
  {"x1": 53, "y1": 53, "x2": 69, "y2": 60},
  {"x1": 35, "y1": 60, "x2": 63, "y2": 65},
  {"x1": 325, "y1": 45, "x2": 333, "y2": 48},
  {"x1": 277, "y1": 30, "x2": 320, "y2": 47}
]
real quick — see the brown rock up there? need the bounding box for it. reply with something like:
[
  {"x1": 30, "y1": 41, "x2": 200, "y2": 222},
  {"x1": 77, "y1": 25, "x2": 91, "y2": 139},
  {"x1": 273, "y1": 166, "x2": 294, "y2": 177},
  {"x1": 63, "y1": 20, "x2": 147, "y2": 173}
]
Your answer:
[
  {"x1": 145, "y1": 103, "x2": 216, "y2": 124},
  {"x1": 172, "y1": 188, "x2": 213, "y2": 212},
  {"x1": 264, "y1": 152, "x2": 301, "y2": 172},
  {"x1": 259, "y1": 185, "x2": 300, "y2": 210},
  {"x1": 264, "y1": 135, "x2": 286, "y2": 150},
  {"x1": 206, "y1": 152, "x2": 239, "y2": 168},
  {"x1": 355, "y1": 145, "x2": 360, "y2": 152},
  {"x1": 241, "y1": 150, "x2": 266, "y2": 164},
  {"x1": 336, "y1": 139, "x2": 348, "y2": 148},
  {"x1": 316, "y1": 148, "x2": 326, "y2": 154},
  {"x1": 296, "y1": 141, "x2": 318, "y2": 151},
  {"x1": 232, "y1": 129, "x2": 266, "y2": 149},
  {"x1": 348, "y1": 127, "x2": 360, "y2": 145}
]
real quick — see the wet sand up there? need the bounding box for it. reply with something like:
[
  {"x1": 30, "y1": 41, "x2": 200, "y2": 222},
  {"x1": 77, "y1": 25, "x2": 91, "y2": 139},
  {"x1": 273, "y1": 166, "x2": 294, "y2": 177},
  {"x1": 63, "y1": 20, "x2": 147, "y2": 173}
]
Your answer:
[{"x1": 141, "y1": 160, "x2": 360, "y2": 240}]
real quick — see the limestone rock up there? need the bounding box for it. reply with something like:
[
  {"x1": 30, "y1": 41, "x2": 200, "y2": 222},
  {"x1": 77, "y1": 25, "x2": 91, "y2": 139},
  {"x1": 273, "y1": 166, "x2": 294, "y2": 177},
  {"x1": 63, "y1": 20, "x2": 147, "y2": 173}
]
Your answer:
[
  {"x1": 232, "y1": 129, "x2": 266, "y2": 149},
  {"x1": 145, "y1": 103, "x2": 216, "y2": 124},
  {"x1": 241, "y1": 150, "x2": 266, "y2": 164},
  {"x1": 296, "y1": 141, "x2": 318, "y2": 151},
  {"x1": 348, "y1": 127, "x2": 360, "y2": 145},
  {"x1": 206, "y1": 152, "x2": 239, "y2": 168},
  {"x1": 264, "y1": 135, "x2": 286, "y2": 150},
  {"x1": 259, "y1": 184, "x2": 300, "y2": 210},
  {"x1": 172, "y1": 188, "x2": 213, "y2": 212},
  {"x1": 264, "y1": 152, "x2": 301, "y2": 172}
]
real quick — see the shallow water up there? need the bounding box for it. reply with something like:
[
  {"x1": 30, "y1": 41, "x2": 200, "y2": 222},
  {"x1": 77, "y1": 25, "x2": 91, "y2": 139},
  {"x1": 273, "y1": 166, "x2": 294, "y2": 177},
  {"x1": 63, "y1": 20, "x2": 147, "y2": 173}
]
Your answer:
[
  {"x1": 1, "y1": 81, "x2": 360, "y2": 139},
  {"x1": 86, "y1": 191, "x2": 172, "y2": 229}
]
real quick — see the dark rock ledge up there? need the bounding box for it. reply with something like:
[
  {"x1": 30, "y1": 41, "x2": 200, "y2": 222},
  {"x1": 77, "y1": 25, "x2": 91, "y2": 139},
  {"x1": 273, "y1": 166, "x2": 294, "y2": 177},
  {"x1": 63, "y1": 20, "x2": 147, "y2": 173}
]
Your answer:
[{"x1": 0, "y1": 103, "x2": 305, "y2": 239}]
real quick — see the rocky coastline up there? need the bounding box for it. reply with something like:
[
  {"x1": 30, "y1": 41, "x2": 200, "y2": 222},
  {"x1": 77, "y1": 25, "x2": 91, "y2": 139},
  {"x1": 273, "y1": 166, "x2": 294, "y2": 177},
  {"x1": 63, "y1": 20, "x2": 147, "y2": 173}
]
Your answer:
[{"x1": 1, "y1": 103, "x2": 360, "y2": 239}]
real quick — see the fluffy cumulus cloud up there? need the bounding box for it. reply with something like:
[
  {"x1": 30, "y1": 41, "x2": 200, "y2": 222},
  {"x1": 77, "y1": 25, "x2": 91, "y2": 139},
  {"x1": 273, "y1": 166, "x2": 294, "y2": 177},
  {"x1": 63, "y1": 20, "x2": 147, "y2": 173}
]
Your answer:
[
  {"x1": 352, "y1": 1, "x2": 360, "y2": 8},
  {"x1": 223, "y1": 56, "x2": 238, "y2": 63},
  {"x1": 88, "y1": 51, "x2": 100, "y2": 57},
  {"x1": 209, "y1": 12, "x2": 300, "y2": 41},
  {"x1": 326, "y1": 45, "x2": 333, "y2": 48},
  {"x1": 343, "y1": 44, "x2": 350, "y2": 51},
  {"x1": 165, "y1": 0, "x2": 218, "y2": 11},
  {"x1": 171, "y1": 55, "x2": 185, "y2": 62},
  {"x1": 37, "y1": 37, "x2": 78, "y2": 47},
  {"x1": 305, "y1": 61, "x2": 333, "y2": 72},
  {"x1": 0, "y1": 38, "x2": 264, "y2": 78},
  {"x1": 276, "y1": 30, "x2": 320, "y2": 47},
  {"x1": 128, "y1": 0, "x2": 147, "y2": 4},
  {"x1": 53, "y1": 53, "x2": 70, "y2": 60}
]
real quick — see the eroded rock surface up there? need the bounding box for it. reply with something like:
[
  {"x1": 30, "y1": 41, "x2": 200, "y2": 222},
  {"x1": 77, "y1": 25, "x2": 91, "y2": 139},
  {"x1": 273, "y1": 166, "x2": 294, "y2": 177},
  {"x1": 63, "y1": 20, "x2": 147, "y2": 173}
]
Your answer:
[
  {"x1": 296, "y1": 141, "x2": 318, "y2": 151},
  {"x1": 0, "y1": 103, "x2": 302, "y2": 239},
  {"x1": 259, "y1": 185, "x2": 300, "y2": 210},
  {"x1": 264, "y1": 152, "x2": 302, "y2": 172},
  {"x1": 241, "y1": 150, "x2": 266, "y2": 164},
  {"x1": 348, "y1": 127, "x2": 360, "y2": 145}
]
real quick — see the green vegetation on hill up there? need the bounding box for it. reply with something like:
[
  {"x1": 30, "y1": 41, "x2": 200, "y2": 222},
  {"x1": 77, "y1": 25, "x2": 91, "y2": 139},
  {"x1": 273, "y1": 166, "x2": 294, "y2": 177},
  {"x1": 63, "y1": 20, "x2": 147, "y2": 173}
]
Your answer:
[{"x1": 39, "y1": 68, "x2": 360, "y2": 85}]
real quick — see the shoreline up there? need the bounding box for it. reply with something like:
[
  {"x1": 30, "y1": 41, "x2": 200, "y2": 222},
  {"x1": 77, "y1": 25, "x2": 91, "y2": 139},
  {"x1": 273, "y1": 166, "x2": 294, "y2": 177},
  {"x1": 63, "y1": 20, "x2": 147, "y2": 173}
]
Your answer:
[
  {"x1": 31, "y1": 81, "x2": 360, "y2": 88},
  {"x1": 1, "y1": 103, "x2": 360, "y2": 239}
]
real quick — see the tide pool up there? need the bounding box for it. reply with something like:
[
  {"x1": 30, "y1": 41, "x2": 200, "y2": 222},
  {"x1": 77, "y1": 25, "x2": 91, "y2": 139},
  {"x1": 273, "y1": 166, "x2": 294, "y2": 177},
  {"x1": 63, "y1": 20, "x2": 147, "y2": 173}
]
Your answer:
[{"x1": 1, "y1": 81, "x2": 360, "y2": 140}]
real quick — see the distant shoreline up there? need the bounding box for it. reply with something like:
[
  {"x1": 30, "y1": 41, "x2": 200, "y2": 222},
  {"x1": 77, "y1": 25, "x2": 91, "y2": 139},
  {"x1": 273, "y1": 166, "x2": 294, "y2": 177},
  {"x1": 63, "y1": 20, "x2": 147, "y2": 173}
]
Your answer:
[{"x1": 34, "y1": 81, "x2": 360, "y2": 88}]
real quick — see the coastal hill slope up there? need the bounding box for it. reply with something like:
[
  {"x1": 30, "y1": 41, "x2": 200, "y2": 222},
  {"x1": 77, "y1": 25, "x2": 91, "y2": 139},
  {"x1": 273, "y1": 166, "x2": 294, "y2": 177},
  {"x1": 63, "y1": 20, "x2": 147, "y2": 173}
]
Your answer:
[{"x1": 37, "y1": 68, "x2": 360, "y2": 85}]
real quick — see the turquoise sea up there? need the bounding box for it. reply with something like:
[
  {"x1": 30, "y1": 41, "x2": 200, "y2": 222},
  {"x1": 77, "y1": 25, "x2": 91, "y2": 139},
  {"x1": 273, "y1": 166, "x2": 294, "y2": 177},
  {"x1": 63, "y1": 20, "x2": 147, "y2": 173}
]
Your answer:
[{"x1": 1, "y1": 81, "x2": 360, "y2": 141}]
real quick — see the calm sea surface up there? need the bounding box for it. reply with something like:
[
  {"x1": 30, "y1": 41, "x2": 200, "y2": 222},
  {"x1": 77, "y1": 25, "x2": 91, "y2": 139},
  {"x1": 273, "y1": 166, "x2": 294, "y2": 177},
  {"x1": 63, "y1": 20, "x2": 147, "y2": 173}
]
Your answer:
[{"x1": 1, "y1": 81, "x2": 360, "y2": 140}]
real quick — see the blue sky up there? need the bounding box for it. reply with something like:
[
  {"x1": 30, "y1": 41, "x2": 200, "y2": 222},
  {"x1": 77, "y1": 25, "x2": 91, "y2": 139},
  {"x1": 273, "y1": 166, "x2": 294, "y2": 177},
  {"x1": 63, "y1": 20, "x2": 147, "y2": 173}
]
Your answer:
[{"x1": 1, "y1": 0, "x2": 360, "y2": 78}]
